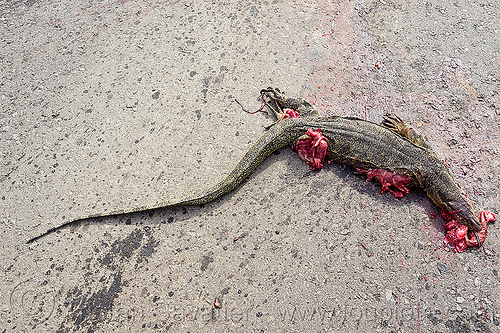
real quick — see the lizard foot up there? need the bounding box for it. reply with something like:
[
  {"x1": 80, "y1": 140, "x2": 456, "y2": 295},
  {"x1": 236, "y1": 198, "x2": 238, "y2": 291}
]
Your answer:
[
  {"x1": 443, "y1": 210, "x2": 496, "y2": 252},
  {"x1": 355, "y1": 167, "x2": 410, "y2": 198},
  {"x1": 292, "y1": 128, "x2": 327, "y2": 170},
  {"x1": 382, "y1": 114, "x2": 409, "y2": 136},
  {"x1": 382, "y1": 114, "x2": 434, "y2": 151}
]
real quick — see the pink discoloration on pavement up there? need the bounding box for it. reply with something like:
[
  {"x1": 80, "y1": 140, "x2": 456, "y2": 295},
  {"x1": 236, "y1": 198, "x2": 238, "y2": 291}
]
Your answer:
[{"x1": 303, "y1": 1, "x2": 393, "y2": 119}]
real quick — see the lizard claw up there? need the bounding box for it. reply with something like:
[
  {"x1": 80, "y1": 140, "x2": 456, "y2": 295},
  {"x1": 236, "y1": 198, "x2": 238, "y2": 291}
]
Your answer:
[{"x1": 473, "y1": 230, "x2": 482, "y2": 248}]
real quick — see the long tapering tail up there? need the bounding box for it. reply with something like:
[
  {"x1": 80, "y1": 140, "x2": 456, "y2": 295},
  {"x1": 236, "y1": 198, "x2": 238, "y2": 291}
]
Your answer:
[{"x1": 27, "y1": 120, "x2": 299, "y2": 244}]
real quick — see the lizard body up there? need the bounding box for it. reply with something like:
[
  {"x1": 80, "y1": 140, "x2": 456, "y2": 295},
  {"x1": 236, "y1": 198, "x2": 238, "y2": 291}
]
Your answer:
[{"x1": 27, "y1": 88, "x2": 481, "y2": 243}]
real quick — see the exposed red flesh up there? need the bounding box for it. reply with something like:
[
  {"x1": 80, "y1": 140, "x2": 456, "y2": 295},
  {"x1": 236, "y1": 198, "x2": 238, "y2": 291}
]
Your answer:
[
  {"x1": 283, "y1": 108, "x2": 300, "y2": 118},
  {"x1": 292, "y1": 128, "x2": 328, "y2": 170},
  {"x1": 355, "y1": 167, "x2": 410, "y2": 198},
  {"x1": 443, "y1": 210, "x2": 496, "y2": 252}
]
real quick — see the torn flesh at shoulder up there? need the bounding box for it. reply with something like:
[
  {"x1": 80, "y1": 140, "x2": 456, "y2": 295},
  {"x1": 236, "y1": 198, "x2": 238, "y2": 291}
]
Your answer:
[
  {"x1": 443, "y1": 210, "x2": 496, "y2": 252},
  {"x1": 292, "y1": 128, "x2": 328, "y2": 170},
  {"x1": 283, "y1": 108, "x2": 300, "y2": 119},
  {"x1": 355, "y1": 167, "x2": 410, "y2": 198}
]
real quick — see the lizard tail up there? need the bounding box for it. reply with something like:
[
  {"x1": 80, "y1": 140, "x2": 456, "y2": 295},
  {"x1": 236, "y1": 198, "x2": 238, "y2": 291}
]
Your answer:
[{"x1": 27, "y1": 121, "x2": 299, "y2": 244}]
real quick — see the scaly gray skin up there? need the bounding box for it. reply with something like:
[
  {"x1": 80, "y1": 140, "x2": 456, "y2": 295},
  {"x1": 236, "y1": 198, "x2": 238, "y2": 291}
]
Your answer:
[{"x1": 26, "y1": 88, "x2": 481, "y2": 244}]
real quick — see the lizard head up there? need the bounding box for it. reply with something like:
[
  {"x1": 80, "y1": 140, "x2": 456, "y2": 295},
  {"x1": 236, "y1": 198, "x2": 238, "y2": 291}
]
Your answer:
[
  {"x1": 260, "y1": 87, "x2": 289, "y2": 106},
  {"x1": 260, "y1": 87, "x2": 321, "y2": 118}
]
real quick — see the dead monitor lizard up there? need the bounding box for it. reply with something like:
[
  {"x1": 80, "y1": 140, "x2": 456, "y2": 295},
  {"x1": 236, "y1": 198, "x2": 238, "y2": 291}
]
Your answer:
[{"x1": 27, "y1": 88, "x2": 493, "y2": 249}]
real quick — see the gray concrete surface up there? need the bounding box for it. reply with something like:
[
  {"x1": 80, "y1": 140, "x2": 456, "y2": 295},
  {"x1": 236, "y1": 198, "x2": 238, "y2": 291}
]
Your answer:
[{"x1": 1, "y1": 0, "x2": 498, "y2": 332}]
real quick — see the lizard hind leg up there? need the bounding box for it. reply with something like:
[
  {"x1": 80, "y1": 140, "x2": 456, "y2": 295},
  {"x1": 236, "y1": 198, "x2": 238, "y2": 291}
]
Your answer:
[
  {"x1": 382, "y1": 114, "x2": 409, "y2": 136},
  {"x1": 382, "y1": 114, "x2": 434, "y2": 151}
]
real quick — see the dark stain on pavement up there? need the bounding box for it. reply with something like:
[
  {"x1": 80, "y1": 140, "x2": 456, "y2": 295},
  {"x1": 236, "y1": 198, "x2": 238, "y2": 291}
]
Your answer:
[{"x1": 56, "y1": 228, "x2": 160, "y2": 332}]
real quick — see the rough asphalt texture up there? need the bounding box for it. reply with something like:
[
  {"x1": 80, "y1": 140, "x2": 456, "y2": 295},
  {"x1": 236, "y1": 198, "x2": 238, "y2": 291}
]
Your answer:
[{"x1": 1, "y1": 0, "x2": 498, "y2": 332}]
